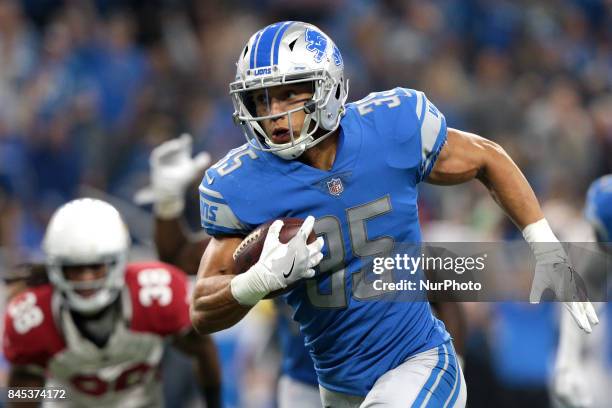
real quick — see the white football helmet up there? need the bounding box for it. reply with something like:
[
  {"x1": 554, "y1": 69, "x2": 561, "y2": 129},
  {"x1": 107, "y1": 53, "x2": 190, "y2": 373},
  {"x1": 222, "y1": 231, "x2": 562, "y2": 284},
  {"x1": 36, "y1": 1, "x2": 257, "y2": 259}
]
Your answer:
[
  {"x1": 43, "y1": 198, "x2": 130, "y2": 314},
  {"x1": 230, "y1": 21, "x2": 349, "y2": 160}
]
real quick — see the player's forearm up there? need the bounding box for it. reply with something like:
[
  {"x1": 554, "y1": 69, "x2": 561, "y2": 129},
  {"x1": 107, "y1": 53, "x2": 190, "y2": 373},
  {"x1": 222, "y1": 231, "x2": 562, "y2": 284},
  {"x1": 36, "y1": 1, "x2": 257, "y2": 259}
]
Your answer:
[
  {"x1": 190, "y1": 275, "x2": 251, "y2": 334},
  {"x1": 154, "y1": 217, "x2": 189, "y2": 264},
  {"x1": 175, "y1": 241, "x2": 210, "y2": 276},
  {"x1": 171, "y1": 329, "x2": 222, "y2": 406},
  {"x1": 195, "y1": 337, "x2": 222, "y2": 408},
  {"x1": 476, "y1": 140, "x2": 543, "y2": 229},
  {"x1": 155, "y1": 218, "x2": 210, "y2": 275}
]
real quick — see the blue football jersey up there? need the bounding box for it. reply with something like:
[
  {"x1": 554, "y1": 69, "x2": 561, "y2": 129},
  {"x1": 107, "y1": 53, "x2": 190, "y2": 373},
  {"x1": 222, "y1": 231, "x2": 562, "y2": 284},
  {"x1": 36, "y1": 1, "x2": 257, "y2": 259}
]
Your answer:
[
  {"x1": 276, "y1": 300, "x2": 318, "y2": 386},
  {"x1": 200, "y1": 88, "x2": 451, "y2": 395}
]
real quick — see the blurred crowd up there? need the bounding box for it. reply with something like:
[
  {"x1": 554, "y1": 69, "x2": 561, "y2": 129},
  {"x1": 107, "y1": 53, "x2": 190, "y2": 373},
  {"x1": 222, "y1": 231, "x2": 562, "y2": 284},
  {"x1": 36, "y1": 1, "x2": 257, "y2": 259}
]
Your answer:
[
  {"x1": 0, "y1": 0, "x2": 610, "y2": 407},
  {"x1": 0, "y1": 0, "x2": 610, "y2": 259}
]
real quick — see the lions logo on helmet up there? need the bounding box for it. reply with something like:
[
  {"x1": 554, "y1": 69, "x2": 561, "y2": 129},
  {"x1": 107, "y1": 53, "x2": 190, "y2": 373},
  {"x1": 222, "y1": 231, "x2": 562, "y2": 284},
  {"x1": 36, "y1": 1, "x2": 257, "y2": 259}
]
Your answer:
[
  {"x1": 230, "y1": 21, "x2": 349, "y2": 160},
  {"x1": 305, "y1": 28, "x2": 328, "y2": 63}
]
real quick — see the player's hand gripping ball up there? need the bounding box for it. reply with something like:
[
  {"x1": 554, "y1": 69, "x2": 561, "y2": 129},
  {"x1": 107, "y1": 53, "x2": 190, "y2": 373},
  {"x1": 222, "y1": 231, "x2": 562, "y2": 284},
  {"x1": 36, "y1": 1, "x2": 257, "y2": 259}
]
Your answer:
[
  {"x1": 233, "y1": 218, "x2": 317, "y2": 273},
  {"x1": 232, "y1": 218, "x2": 319, "y2": 298}
]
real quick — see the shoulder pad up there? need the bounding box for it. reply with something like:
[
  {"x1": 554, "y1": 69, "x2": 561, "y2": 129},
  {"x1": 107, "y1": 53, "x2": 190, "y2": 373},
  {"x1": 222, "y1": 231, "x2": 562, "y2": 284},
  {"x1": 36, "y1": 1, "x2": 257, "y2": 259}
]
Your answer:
[
  {"x1": 2, "y1": 285, "x2": 65, "y2": 366},
  {"x1": 125, "y1": 262, "x2": 191, "y2": 336},
  {"x1": 199, "y1": 145, "x2": 270, "y2": 236},
  {"x1": 348, "y1": 88, "x2": 447, "y2": 180}
]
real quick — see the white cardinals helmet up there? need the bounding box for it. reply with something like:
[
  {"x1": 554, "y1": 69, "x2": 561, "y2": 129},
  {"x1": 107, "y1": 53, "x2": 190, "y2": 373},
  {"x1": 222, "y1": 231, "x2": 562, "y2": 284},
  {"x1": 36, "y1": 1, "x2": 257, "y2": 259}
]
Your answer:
[{"x1": 43, "y1": 198, "x2": 130, "y2": 314}]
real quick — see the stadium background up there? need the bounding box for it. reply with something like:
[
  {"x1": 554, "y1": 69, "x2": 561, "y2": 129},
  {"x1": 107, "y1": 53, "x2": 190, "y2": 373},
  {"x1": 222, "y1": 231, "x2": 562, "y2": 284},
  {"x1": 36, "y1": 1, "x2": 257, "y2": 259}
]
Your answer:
[{"x1": 0, "y1": 0, "x2": 609, "y2": 407}]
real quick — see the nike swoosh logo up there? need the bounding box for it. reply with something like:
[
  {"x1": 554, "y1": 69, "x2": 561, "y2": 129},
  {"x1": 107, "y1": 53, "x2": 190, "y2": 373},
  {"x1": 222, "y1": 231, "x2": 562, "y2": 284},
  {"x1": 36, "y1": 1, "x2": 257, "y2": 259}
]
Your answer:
[{"x1": 283, "y1": 257, "x2": 296, "y2": 278}]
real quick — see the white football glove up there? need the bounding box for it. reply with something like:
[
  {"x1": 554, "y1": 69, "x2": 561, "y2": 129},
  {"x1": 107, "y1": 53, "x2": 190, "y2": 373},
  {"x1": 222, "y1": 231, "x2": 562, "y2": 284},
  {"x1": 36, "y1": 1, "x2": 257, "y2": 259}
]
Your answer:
[
  {"x1": 529, "y1": 243, "x2": 598, "y2": 333},
  {"x1": 231, "y1": 216, "x2": 325, "y2": 306},
  {"x1": 524, "y1": 220, "x2": 598, "y2": 333},
  {"x1": 134, "y1": 134, "x2": 211, "y2": 219}
]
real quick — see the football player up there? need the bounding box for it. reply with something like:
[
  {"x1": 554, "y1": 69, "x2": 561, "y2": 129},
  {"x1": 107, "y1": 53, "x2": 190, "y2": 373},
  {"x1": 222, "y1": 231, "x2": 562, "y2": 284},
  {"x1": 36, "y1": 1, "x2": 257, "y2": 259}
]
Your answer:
[
  {"x1": 552, "y1": 175, "x2": 612, "y2": 408},
  {"x1": 2, "y1": 198, "x2": 221, "y2": 408},
  {"x1": 190, "y1": 22, "x2": 598, "y2": 407},
  {"x1": 139, "y1": 134, "x2": 467, "y2": 407}
]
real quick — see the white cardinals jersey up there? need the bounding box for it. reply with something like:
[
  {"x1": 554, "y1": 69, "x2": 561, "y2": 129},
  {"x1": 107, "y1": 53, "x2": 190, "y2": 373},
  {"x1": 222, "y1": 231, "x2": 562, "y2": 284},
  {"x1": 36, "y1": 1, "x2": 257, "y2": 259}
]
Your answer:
[{"x1": 2, "y1": 262, "x2": 192, "y2": 408}]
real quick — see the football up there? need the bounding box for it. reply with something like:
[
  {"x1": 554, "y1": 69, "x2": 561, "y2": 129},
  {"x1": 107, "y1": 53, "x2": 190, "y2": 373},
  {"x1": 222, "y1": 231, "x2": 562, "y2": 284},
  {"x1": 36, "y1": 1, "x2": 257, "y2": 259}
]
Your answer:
[{"x1": 232, "y1": 217, "x2": 317, "y2": 274}]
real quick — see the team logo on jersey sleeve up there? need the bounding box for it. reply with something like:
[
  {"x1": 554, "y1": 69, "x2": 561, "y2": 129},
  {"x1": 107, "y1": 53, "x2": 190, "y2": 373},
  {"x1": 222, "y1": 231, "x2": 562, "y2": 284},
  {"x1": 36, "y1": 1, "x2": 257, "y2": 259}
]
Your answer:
[{"x1": 327, "y1": 178, "x2": 344, "y2": 196}]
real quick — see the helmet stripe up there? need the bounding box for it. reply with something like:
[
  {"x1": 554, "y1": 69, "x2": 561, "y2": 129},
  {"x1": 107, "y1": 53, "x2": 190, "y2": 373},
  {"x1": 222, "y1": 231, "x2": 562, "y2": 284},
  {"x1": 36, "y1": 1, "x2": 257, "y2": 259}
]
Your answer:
[
  {"x1": 272, "y1": 21, "x2": 294, "y2": 66},
  {"x1": 255, "y1": 23, "x2": 283, "y2": 68},
  {"x1": 249, "y1": 30, "x2": 263, "y2": 69}
]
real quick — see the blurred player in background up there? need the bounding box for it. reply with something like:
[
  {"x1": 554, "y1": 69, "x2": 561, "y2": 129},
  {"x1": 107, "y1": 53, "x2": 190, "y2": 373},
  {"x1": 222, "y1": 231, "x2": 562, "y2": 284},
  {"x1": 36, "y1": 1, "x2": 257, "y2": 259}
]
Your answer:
[
  {"x1": 191, "y1": 22, "x2": 597, "y2": 407},
  {"x1": 552, "y1": 175, "x2": 612, "y2": 408},
  {"x1": 2, "y1": 198, "x2": 221, "y2": 408}
]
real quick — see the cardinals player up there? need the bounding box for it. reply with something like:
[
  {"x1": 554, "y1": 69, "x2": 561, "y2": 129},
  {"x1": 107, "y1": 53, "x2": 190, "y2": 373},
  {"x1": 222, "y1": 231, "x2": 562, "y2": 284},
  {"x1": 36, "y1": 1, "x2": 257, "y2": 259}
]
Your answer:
[{"x1": 2, "y1": 198, "x2": 221, "y2": 408}]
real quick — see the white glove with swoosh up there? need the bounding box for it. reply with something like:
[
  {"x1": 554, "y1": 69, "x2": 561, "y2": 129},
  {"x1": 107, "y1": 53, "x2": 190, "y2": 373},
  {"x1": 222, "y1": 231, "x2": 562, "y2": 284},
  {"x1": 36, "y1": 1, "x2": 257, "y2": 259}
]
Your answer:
[{"x1": 231, "y1": 216, "x2": 324, "y2": 306}]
